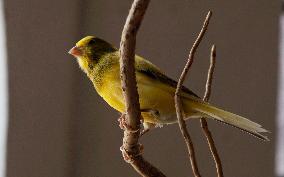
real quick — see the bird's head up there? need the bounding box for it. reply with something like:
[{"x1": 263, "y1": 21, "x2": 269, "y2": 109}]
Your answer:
[{"x1": 68, "y1": 36, "x2": 117, "y2": 73}]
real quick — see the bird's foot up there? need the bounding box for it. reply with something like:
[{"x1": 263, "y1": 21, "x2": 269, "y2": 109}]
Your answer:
[
  {"x1": 118, "y1": 113, "x2": 126, "y2": 130},
  {"x1": 118, "y1": 109, "x2": 160, "y2": 136},
  {"x1": 140, "y1": 127, "x2": 150, "y2": 137},
  {"x1": 139, "y1": 109, "x2": 160, "y2": 137},
  {"x1": 140, "y1": 122, "x2": 156, "y2": 137},
  {"x1": 118, "y1": 113, "x2": 140, "y2": 133}
]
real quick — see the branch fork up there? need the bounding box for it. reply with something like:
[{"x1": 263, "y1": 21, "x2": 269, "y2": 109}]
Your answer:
[
  {"x1": 174, "y1": 11, "x2": 224, "y2": 177},
  {"x1": 119, "y1": 0, "x2": 223, "y2": 176}
]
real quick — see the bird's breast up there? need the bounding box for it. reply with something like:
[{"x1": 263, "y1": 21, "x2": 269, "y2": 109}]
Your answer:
[
  {"x1": 94, "y1": 65, "x2": 181, "y2": 124},
  {"x1": 94, "y1": 65, "x2": 125, "y2": 112}
]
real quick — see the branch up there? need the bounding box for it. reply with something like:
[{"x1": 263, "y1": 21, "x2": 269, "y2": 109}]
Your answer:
[
  {"x1": 119, "y1": 0, "x2": 166, "y2": 176},
  {"x1": 174, "y1": 11, "x2": 212, "y2": 177},
  {"x1": 202, "y1": 45, "x2": 216, "y2": 102},
  {"x1": 200, "y1": 45, "x2": 224, "y2": 177}
]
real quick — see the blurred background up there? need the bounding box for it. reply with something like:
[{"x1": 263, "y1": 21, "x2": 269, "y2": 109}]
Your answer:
[{"x1": 0, "y1": 0, "x2": 281, "y2": 176}]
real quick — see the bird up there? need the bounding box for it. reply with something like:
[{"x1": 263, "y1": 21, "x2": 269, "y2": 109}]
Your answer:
[{"x1": 68, "y1": 36, "x2": 269, "y2": 141}]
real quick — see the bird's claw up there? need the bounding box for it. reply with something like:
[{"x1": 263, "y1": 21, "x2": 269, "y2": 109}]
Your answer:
[{"x1": 118, "y1": 113, "x2": 140, "y2": 133}]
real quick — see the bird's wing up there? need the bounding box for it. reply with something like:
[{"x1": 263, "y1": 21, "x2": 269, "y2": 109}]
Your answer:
[{"x1": 135, "y1": 55, "x2": 200, "y2": 98}]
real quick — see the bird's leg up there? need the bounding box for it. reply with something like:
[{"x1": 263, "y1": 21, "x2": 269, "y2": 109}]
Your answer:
[
  {"x1": 118, "y1": 109, "x2": 160, "y2": 135},
  {"x1": 140, "y1": 108, "x2": 160, "y2": 137},
  {"x1": 140, "y1": 122, "x2": 156, "y2": 136}
]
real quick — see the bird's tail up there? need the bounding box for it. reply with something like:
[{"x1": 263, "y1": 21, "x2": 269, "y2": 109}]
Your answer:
[{"x1": 184, "y1": 99, "x2": 269, "y2": 141}]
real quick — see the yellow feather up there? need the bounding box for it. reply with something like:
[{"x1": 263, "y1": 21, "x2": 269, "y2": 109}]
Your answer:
[{"x1": 69, "y1": 36, "x2": 269, "y2": 140}]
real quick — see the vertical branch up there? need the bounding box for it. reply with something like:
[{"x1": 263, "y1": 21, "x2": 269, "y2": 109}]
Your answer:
[
  {"x1": 202, "y1": 45, "x2": 216, "y2": 102},
  {"x1": 119, "y1": 0, "x2": 166, "y2": 176},
  {"x1": 174, "y1": 11, "x2": 212, "y2": 177},
  {"x1": 200, "y1": 45, "x2": 224, "y2": 177}
]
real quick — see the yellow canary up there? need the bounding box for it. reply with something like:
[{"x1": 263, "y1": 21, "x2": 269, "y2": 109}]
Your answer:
[{"x1": 69, "y1": 36, "x2": 268, "y2": 140}]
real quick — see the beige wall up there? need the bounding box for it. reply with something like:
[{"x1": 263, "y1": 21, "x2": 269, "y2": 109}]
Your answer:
[{"x1": 5, "y1": 0, "x2": 279, "y2": 177}]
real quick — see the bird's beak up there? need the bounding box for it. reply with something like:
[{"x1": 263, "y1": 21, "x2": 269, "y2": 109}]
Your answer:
[{"x1": 68, "y1": 46, "x2": 83, "y2": 57}]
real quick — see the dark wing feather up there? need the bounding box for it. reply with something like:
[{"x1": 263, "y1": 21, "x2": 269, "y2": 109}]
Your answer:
[{"x1": 135, "y1": 58, "x2": 200, "y2": 98}]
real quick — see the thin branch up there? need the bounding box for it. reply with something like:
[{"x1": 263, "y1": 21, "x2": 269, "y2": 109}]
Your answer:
[
  {"x1": 203, "y1": 45, "x2": 216, "y2": 102},
  {"x1": 200, "y1": 45, "x2": 224, "y2": 177},
  {"x1": 119, "y1": 0, "x2": 166, "y2": 176},
  {"x1": 174, "y1": 11, "x2": 212, "y2": 177}
]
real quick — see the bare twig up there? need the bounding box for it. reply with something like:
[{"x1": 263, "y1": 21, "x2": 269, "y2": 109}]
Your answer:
[
  {"x1": 119, "y1": 0, "x2": 166, "y2": 176},
  {"x1": 174, "y1": 11, "x2": 212, "y2": 177},
  {"x1": 200, "y1": 45, "x2": 224, "y2": 177},
  {"x1": 202, "y1": 45, "x2": 216, "y2": 102}
]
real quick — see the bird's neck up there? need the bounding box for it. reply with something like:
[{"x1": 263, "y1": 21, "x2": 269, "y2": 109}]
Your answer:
[{"x1": 89, "y1": 51, "x2": 119, "y2": 90}]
